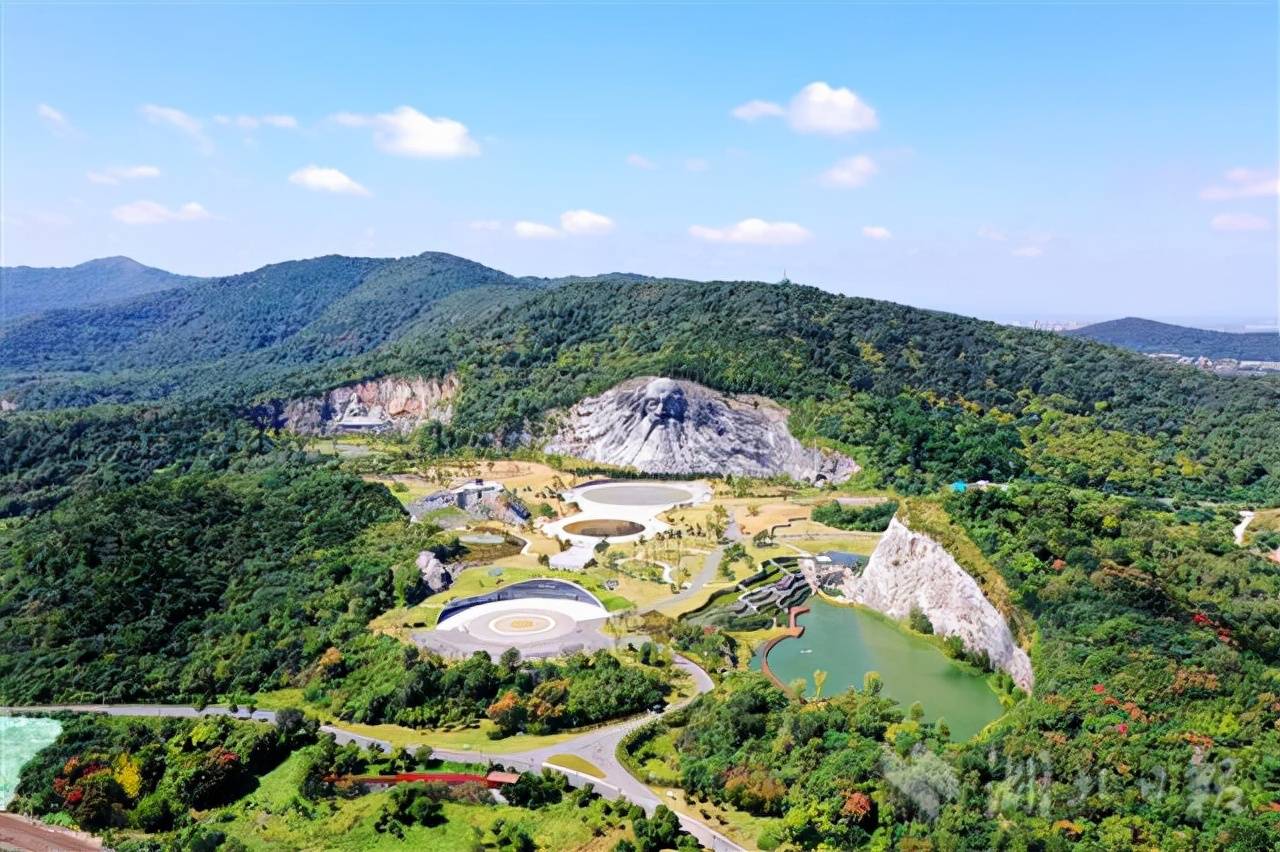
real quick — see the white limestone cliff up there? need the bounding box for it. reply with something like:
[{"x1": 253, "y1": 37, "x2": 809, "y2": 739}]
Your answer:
[
  {"x1": 278, "y1": 374, "x2": 458, "y2": 434},
  {"x1": 839, "y1": 517, "x2": 1034, "y2": 692},
  {"x1": 543, "y1": 377, "x2": 858, "y2": 484}
]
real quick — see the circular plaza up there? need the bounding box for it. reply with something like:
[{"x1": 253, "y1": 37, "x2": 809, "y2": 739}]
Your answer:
[
  {"x1": 543, "y1": 480, "x2": 711, "y2": 546},
  {"x1": 416, "y1": 578, "x2": 613, "y2": 659}
]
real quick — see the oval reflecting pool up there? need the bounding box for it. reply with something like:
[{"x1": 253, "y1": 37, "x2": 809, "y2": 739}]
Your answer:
[
  {"x1": 579, "y1": 484, "x2": 695, "y2": 506},
  {"x1": 562, "y1": 518, "x2": 646, "y2": 537},
  {"x1": 754, "y1": 598, "x2": 1004, "y2": 740}
]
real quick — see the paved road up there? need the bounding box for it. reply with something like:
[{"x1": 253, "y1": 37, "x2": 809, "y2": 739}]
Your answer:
[
  {"x1": 645, "y1": 545, "x2": 725, "y2": 614},
  {"x1": 0, "y1": 656, "x2": 742, "y2": 851},
  {"x1": 0, "y1": 813, "x2": 102, "y2": 851}
]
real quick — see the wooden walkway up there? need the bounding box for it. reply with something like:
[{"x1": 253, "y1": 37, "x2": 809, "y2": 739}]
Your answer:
[{"x1": 758, "y1": 604, "x2": 810, "y2": 692}]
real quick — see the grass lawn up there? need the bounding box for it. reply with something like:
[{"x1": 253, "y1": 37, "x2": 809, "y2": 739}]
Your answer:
[
  {"x1": 646, "y1": 783, "x2": 784, "y2": 851},
  {"x1": 545, "y1": 753, "x2": 605, "y2": 778},
  {"x1": 1247, "y1": 507, "x2": 1280, "y2": 542},
  {"x1": 218, "y1": 784, "x2": 622, "y2": 851},
  {"x1": 361, "y1": 474, "x2": 439, "y2": 505},
  {"x1": 654, "y1": 579, "x2": 741, "y2": 619},
  {"x1": 248, "y1": 689, "x2": 604, "y2": 754},
  {"x1": 783, "y1": 532, "x2": 883, "y2": 556}
]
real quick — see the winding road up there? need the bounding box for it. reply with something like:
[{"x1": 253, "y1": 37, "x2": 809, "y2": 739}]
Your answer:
[{"x1": 0, "y1": 655, "x2": 742, "y2": 851}]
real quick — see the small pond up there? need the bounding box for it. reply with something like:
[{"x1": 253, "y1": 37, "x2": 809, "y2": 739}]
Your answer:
[
  {"x1": 563, "y1": 518, "x2": 646, "y2": 537},
  {"x1": 460, "y1": 533, "x2": 507, "y2": 545},
  {"x1": 0, "y1": 716, "x2": 62, "y2": 808},
  {"x1": 753, "y1": 598, "x2": 1004, "y2": 740}
]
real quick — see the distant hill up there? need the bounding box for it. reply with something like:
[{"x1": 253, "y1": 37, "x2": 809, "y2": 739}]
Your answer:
[
  {"x1": 1067, "y1": 317, "x2": 1280, "y2": 361},
  {"x1": 0, "y1": 256, "x2": 197, "y2": 321},
  {"x1": 0, "y1": 252, "x2": 545, "y2": 407}
]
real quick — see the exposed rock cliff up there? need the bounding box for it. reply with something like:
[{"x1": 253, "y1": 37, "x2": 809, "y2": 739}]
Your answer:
[
  {"x1": 276, "y1": 374, "x2": 458, "y2": 435},
  {"x1": 543, "y1": 377, "x2": 858, "y2": 483},
  {"x1": 839, "y1": 518, "x2": 1033, "y2": 692}
]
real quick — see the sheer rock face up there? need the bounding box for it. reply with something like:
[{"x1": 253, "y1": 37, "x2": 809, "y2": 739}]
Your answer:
[
  {"x1": 840, "y1": 518, "x2": 1034, "y2": 692},
  {"x1": 543, "y1": 377, "x2": 858, "y2": 483},
  {"x1": 278, "y1": 374, "x2": 458, "y2": 434}
]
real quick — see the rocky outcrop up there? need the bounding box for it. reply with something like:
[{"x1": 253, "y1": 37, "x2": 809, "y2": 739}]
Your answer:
[
  {"x1": 277, "y1": 374, "x2": 458, "y2": 434},
  {"x1": 838, "y1": 518, "x2": 1033, "y2": 692},
  {"x1": 417, "y1": 551, "x2": 454, "y2": 594},
  {"x1": 543, "y1": 377, "x2": 858, "y2": 484}
]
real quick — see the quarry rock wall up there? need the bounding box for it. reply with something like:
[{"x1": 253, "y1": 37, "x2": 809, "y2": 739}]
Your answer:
[{"x1": 840, "y1": 518, "x2": 1034, "y2": 692}]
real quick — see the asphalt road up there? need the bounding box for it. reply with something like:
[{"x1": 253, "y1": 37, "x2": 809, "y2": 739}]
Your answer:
[
  {"x1": 0, "y1": 813, "x2": 102, "y2": 852},
  {"x1": 0, "y1": 655, "x2": 742, "y2": 851}
]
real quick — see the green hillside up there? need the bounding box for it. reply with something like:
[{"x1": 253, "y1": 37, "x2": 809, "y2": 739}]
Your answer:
[
  {"x1": 1068, "y1": 316, "x2": 1280, "y2": 361},
  {"x1": 4, "y1": 260, "x2": 1278, "y2": 504},
  {"x1": 0, "y1": 256, "x2": 198, "y2": 321}
]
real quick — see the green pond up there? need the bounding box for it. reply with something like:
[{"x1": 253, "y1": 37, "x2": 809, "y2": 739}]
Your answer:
[
  {"x1": 0, "y1": 716, "x2": 62, "y2": 808},
  {"x1": 753, "y1": 598, "x2": 1004, "y2": 740}
]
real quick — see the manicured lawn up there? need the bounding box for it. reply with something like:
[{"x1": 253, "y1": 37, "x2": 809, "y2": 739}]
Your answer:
[
  {"x1": 545, "y1": 753, "x2": 605, "y2": 778},
  {"x1": 218, "y1": 788, "x2": 618, "y2": 851},
  {"x1": 784, "y1": 532, "x2": 883, "y2": 556},
  {"x1": 648, "y1": 784, "x2": 785, "y2": 851}
]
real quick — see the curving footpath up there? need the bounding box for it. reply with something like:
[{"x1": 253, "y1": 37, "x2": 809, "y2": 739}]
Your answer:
[{"x1": 0, "y1": 656, "x2": 742, "y2": 851}]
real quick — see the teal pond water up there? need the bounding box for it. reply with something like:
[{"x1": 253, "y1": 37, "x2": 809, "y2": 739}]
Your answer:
[
  {"x1": 754, "y1": 598, "x2": 1004, "y2": 740},
  {"x1": 0, "y1": 717, "x2": 62, "y2": 808}
]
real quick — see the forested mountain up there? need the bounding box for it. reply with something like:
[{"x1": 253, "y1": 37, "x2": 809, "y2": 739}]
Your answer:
[
  {"x1": 0, "y1": 252, "x2": 544, "y2": 408},
  {"x1": 0, "y1": 256, "x2": 197, "y2": 321},
  {"x1": 1068, "y1": 316, "x2": 1280, "y2": 360},
  {"x1": 4, "y1": 257, "x2": 1279, "y2": 504}
]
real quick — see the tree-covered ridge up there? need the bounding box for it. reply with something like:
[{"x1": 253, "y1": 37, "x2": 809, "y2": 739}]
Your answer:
[
  {"x1": 362, "y1": 277, "x2": 1279, "y2": 500},
  {"x1": 0, "y1": 404, "x2": 268, "y2": 517},
  {"x1": 0, "y1": 252, "x2": 539, "y2": 408},
  {"x1": 0, "y1": 461, "x2": 414, "y2": 703},
  {"x1": 0, "y1": 256, "x2": 198, "y2": 322},
  {"x1": 1068, "y1": 317, "x2": 1280, "y2": 361}
]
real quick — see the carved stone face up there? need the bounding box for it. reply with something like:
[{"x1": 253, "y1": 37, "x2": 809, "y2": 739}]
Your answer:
[{"x1": 640, "y1": 378, "x2": 687, "y2": 424}]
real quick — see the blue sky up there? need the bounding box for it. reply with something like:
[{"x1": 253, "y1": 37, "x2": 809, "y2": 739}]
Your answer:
[{"x1": 2, "y1": 2, "x2": 1276, "y2": 322}]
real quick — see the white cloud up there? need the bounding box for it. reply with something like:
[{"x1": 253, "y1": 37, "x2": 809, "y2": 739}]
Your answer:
[
  {"x1": 689, "y1": 218, "x2": 812, "y2": 245},
  {"x1": 788, "y1": 82, "x2": 879, "y2": 135},
  {"x1": 215, "y1": 113, "x2": 299, "y2": 130},
  {"x1": 111, "y1": 200, "x2": 211, "y2": 225},
  {"x1": 821, "y1": 154, "x2": 878, "y2": 188},
  {"x1": 731, "y1": 99, "x2": 786, "y2": 121},
  {"x1": 87, "y1": 165, "x2": 161, "y2": 185},
  {"x1": 560, "y1": 209, "x2": 615, "y2": 235},
  {"x1": 333, "y1": 105, "x2": 479, "y2": 158},
  {"x1": 141, "y1": 104, "x2": 212, "y2": 152},
  {"x1": 862, "y1": 225, "x2": 892, "y2": 240},
  {"x1": 288, "y1": 165, "x2": 370, "y2": 196},
  {"x1": 1011, "y1": 245, "x2": 1043, "y2": 258},
  {"x1": 469, "y1": 219, "x2": 503, "y2": 231},
  {"x1": 976, "y1": 225, "x2": 1008, "y2": 241},
  {"x1": 626, "y1": 153, "x2": 657, "y2": 170},
  {"x1": 732, "y1": 82, "x2": 878, "y2": 136},
  {"x1": 685, "y1": 158, "x2": 709, "y2": 172},
  {"x1": 1200, "y1": 167, "x2": 1279, "y2": 201},
  {"x1": 37, "y1": 103, "x2": 70, "y2": 133},
  {"x1": 514, "y1": 220, "x2": 561, "y2": 239},
  {"x1": 1210, "y1": 212, "x2": 1270, "y2": 232}
]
